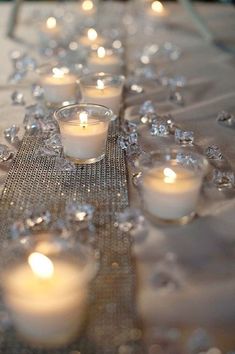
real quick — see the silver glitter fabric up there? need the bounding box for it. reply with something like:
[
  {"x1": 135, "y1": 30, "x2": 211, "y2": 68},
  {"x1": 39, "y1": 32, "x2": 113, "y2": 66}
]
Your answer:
[{"x1": 0, "y1": 122, "x2": 145, "y2": 354}]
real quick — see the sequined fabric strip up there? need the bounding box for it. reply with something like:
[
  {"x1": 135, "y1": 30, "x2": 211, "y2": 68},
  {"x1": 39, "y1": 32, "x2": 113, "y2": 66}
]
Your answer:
[{"x1": 0, "y1": 122, "x2": 145, "y2": 354}]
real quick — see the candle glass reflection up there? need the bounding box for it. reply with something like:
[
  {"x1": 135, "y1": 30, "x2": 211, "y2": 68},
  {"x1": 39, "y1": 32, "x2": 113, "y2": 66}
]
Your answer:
[
  {"x1": 0, "y1": 232, "x2": 98, "y2": 348},
  {"x1": 79, "y1": 73, "x2": 125, "y2": 120},
  {"x1": 37, "y1": 64, "x2": 78, "y2": 107},
  {"x1": 55, "y1": 103, "x2": 113, "y2": 164},
  {"x1": 137, "y1": 149, "x2": 208, "y2": 224}
]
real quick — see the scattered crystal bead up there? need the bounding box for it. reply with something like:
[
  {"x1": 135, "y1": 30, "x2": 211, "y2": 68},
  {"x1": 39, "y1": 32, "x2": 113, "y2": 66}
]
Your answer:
[
  {"x1": 0, "y1": 144, "x2": 14, "y2": 163},
  {"x1": 4, "y1": 125, "x2": 20, "y2": 144},
  {"x1": 212, "y1": 169, "x2": 235, "y2": 189},
  {"x1": 11, "y1": 91, "x2": 25, "y2": 105},
  {"x1": 169, "y1": 89, "x2": 184, "y2": 106},
  {"x1": 175, "y1": 128, "x2": 194, "y2": 145},
  {"x1": 139, "y1": 100, "x2": 155, "y2": 115},
  {"x1": 54, "y1": 157, "x2": 76, "y2": 172},
  {"x1": 31, "y1": 84, "x2": 44, "y2": 99},
  {"x1": 205, "y1": 145, "x2": 223, "y2": 160}
]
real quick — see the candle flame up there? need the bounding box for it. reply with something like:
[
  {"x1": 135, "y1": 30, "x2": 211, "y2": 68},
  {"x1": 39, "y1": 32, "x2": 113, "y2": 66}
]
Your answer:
[
  {"x1": 87, "y1": 28, "x2": 97, "y2": 41},
  {"x1": 97, "y1": 47, "x2": 106, "y2": 58},
  {"x1": 28, "y1": 252, "x2": 54, "y2": 279},
  {"x1": 163, "y1": 167, "x2": 176, "y2": 183},
  {"x1": 52, "y1": 67, "x2": 64, "y2": 78},
  {"x1": 151, "y1": 1, "x2": 164, "y2": 13},
  {"x1": 46, "y1": 17, "x2": 57, "y2": 29},
  {"x1": 82, "y1": 0, "x2": 94, "y2": 11},
  {"x1": 96, "y1": 79, "x2": 105, "y2": 90},
  {"x1": 79, "y1": 111, "x2": 88, "y2": 126}
]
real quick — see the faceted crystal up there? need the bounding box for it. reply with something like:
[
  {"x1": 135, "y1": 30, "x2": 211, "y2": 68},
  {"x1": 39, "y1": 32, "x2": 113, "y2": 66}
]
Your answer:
[
  {"x1": 169, "y1": 89, "x2": 184, "y2": 106},
  {"x1": 66, "y1": 202, "x2": 95, "y2": 223},
  {"x1": 54, "y1": 157, "x2": 76, "y2": 172},
  {"x1": 205, "y1": 145, "x2": 223, "y2": 160},
  {"x1": 151, "y1": 119, "x2": 170, "y2": 136},
  {"x1": 31, "y1": 84, "x2": 44, "y2": 99},
  {"x1": 4, "y1": 125, "x2": 20, "y2": 144},
  {"x1": 217, "y1": 110, "x2": 235, "y2": 127},
  {"x1": 25, "y1": 103, "x2": 48, "y2": 120},
  {"x1": 8, "y1": 70, "x2": 26, "y2": 84},
  {"x1": 0, "y1": 144, "x2": 14, "y2": 163},
  {"x1": 139, "y1": 100, "x2": 155, "y2": 115},
  {"x1": 175, "y1": 128, "x2": 194, "y2": 145},
  {"x1": 116, "y1": 208, "x2": 148, "y2": 242},
  {"x1": 212, "y1": 169, "x2": 235, "y2": 189},
  {"x1": 11, "y1": 91, "x2": 25, "y2": 105}
]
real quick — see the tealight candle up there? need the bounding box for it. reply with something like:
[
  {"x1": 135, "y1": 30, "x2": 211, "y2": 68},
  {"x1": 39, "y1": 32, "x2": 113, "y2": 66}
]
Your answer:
[
  {"x1": 55, "y1": 103, "x2": 113, "y2": 164},
  {"x1": 1, "y1": 234, "x2": 97, "y2": 348},
  {"x1": 3, "y1": 253, "x2": 87, "y2": 347},
  {"x1": 87, "y1": 46, "x2": 123, "y2": 75},
  {"x1": 40, "y1": 67, "x2": 77, "y2": 106},
  {"x1": 79, "y1": 28, "x2": 105, "y2": 48},
  {"x1": 79, "y1": 73, "x2": 125, "y2": 119},
  {"x1": 140, "y1": 150, "x2": 208, "y2": 224}
]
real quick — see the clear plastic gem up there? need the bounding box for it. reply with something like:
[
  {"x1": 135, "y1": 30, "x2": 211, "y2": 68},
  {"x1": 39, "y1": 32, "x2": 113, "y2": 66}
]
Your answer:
[
  {"x1": 11, "y1": 91, "x2": 25, "y2": 105},
  {"x1": 116, "y1": 208, "x2": 148, "y2": 242},
  {"x1": 66, "y1": 202, "x2": 94, "y2": 223},
  {"x1": 175, "y1": 128, "x2": 194, "y2": 145},
  {"x1": 217, "y1": 110, "x2": 235, "y2": 125},
  {"x1": 130, "y1": 84, "x2": 144, "y2": 94},
  {"x1": 25, "y1": 103, "x2": 48, "y2": 120},
  {"x1": 8, "y1": 70, "x2": 26, "y2": 84},
  {"x1": 0, "y1": 144, "x2": 14, "y2": 163},
  {"x1": 24, "y1": 117, "x2": 42, "y2": 135},
  {"x1": 212, "y1": 169, "x2": 235, "y2": 189},
  {"x1": 54, "y1": 157, "x2": 76, "y2": 172},
  {"x1": 205, "y1": 145, "x2": 223, "y2": 160},
  {"x1": 139, "y1": 100, "x2": 155, "y2": 115},
  {"x1": 31, "y1": 84, "x2": 44, "y2": 99},
  {"x1": 4, "y1": 125, "x2": 20, "y2": 144},
  {"x1": 151, "y1": 119, "x2": 170, "y2": 136},
  {"x1": 169, "y1": 89, "x2": 184, "y2": 106}
]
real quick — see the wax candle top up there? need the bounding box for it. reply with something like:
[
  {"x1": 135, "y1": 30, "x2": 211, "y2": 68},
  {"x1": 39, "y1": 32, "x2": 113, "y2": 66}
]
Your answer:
[
  {"x1": 42, "y1": 67, "x2": 77, "y2": 86},
  {"x1": 143, "y1": 164, "x2": 201, "y2": 193}
]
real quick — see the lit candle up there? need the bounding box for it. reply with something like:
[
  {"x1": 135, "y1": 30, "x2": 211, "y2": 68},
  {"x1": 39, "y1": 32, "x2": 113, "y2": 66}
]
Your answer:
[
  {"x1": 79, "y1": 28, "x2": 105, "y2": 48},
  {"x1": 3, "y1": 252, "x2": 88, "y2": 347},
  {"x1": 88, "y1": 46, "x2": 123, "y2": 75},
  {"x1": 40, "y1": 67, "x2": 77, "y2": 106},
  {"x1": 55, "y1": 104, "x2": 112, "y2": 164},
  {"x1": 79, "y1": 0, "x2": 96, "y2": 16},
  {"x1": 146, "y1": 0, "x2": 168, "y2": 18},
  {"x1": 142, "y1": 164, "x2": 203, "y2": 222},
  {"x1": 79, "y1": 73, "x2": 124, "y2": 118},
  {"x1": 40, "y1": 17, "x2": 61, "y2": 40}
]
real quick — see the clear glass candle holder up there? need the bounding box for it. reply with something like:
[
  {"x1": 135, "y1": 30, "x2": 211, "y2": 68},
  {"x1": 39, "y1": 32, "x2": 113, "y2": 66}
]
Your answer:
[
  {"x1": 87, "y1": 46, "x2": 124, "y2": 75},
  {"x1": 137, "y1": 148, "x2": 209, "y2": 225},
  {"x1": 0, "y1": 232, "x2": 98, "y2": 348},
  {"x1": 37, "y1": 64, "x2": 78, "y2": 108},
  {"x1": 54, "y1": 103, "x2": 113, "y2": 164},
  {"x1": 79, "y1": 72, "x2": 125, "y2": 120}
]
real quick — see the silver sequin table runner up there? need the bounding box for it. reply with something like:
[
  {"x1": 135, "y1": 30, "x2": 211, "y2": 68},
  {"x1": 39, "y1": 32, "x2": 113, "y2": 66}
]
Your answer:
[{"x1": 0, "y1": 122, "x2": 145, "y2": 354}]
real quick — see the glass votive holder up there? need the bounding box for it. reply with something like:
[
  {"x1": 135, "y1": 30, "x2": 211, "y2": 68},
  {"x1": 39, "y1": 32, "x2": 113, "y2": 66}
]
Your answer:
[
  {"x1": 137, "y1": 148, "x2": 208, "y2": 224},
  {"x1": 54, "y1": 103, "x2": 113, "y2": 164},
  {"x1": 87, "y1": 46, "x2": 124, "y2": 75},
  {"x1": 78, "y1": 28, "x2": 106, "y2": 49},
  {"x1": 38, "y1": 16, "x2": 62, "y2": 47},
  {"x1": 79, "y1": 72, "x2": 125, "y2": 120},
  {"x1": 37, "y1": 64, "x2": 78, "y2": 107},
  {"x1": 0, "y1": 232, "x2": 97, "y2": 348}
]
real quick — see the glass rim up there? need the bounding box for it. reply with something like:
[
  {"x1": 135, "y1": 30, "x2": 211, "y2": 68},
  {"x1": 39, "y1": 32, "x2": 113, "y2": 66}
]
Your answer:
[
  {"x1": 137, "y1": 148, "x2": 209, "y2": 178},
  {"x1": 79, "y1": 72, "x2": 125, "y2": 87},
  {"x1": 54, "y1": 102, "x2": 114, "y2": 125}
]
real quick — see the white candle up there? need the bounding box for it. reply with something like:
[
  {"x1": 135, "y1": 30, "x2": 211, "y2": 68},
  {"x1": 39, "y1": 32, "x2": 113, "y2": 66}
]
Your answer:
[
  {"x1": 40, "y1": 67, "x2": 77, "y2": 105},
  {"x1": 142, "y1": 165, "x2": 202, "y2": 221},
  {"x1": 60, "y1": 111, "x2": 109, "y2": 163},
  {"x1": 81, "y1": 78, "x2": 123, "y2": 117},
  {"x1": 79, "y1": 28, "x2": 105, "y2": 48},
  {"x1": 88, "y1": 47, "x2": 123, "y2": 75},
  {"x1": 3, "y1": 252, "x2": 88, "y2": 347}
]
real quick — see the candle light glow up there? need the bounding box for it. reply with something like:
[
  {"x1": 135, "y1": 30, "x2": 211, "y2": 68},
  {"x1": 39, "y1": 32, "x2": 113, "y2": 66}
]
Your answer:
[
  {"x1": 151, "y1": 0, "x2": 164, "y2": 13},
  {"x1": 163, "y1": 167, "x2": 177, "y2": 184},
  {"x1": 87, "y1": 28, "x2": 98, "y2": 41},
  {"x1": 82, "y1": 0, "x2": 94, "y2": 11},
  {"x1": 28, "y1": 252, "x2": 54, "y2": 279},
  {"x1": 46, "y1": 17, "x2": 57, "y2": 29},
  {"x1": 97, "y1": 47, "x2": 106, "y2": 58},
  {"x1": 79, "y1": 111, "x2": 89, "y2": 127}
]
